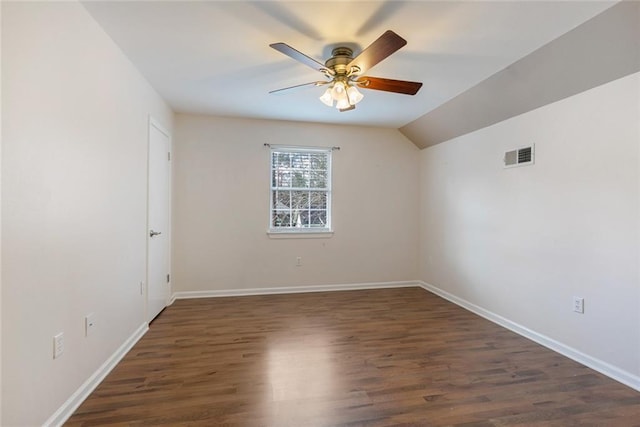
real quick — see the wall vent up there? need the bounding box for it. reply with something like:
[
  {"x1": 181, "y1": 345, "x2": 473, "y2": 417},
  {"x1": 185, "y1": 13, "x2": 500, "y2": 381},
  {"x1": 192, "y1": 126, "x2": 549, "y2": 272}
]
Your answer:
[{"x1": 504, "y1": 145, "x2": 534, "y2": 168}]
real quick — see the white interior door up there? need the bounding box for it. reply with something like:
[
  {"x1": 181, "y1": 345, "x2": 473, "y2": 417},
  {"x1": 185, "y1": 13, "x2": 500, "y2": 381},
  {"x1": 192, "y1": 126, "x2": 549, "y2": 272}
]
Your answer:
[{"x1": 147, "y1": 118, "x2": 171, "y2": 322}]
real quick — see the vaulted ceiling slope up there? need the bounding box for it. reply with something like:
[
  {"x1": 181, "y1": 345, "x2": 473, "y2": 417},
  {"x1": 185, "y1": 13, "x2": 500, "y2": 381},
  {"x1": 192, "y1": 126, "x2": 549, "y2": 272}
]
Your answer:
[
  {"x1": 401, "y1": 1, "x2": 640, "y2": 149},
  {"x1": 82, "y1": 1, "x2": 620, "y2": 139}
]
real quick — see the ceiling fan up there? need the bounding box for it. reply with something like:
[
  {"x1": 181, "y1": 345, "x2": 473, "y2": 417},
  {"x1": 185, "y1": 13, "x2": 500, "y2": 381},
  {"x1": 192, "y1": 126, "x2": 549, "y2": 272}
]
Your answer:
[{"x1": 269, "y1": 30, "x2": 422, "y2": 112}]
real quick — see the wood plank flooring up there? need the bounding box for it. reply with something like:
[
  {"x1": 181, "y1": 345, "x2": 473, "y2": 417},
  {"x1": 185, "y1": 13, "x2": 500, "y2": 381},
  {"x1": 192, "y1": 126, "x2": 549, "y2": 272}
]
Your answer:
[{"x1": 66, "y1": 287, "x2": 640, "y2": 426}]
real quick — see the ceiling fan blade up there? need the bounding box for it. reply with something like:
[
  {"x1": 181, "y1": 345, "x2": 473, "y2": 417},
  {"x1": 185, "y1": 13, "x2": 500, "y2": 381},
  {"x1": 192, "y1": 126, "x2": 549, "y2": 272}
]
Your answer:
[
  {"x1": 269, "y1": 81, "x2": 328, "y2": 94},
  {"x1": 347, "y1": 30, "x2": 407, "y2": 75},
  {"x1": 270, "y1": 42, "x2": 332, "y2": 75},
  {"x1": 356, "y1": 76, "x2": 422, "y2": 95}
]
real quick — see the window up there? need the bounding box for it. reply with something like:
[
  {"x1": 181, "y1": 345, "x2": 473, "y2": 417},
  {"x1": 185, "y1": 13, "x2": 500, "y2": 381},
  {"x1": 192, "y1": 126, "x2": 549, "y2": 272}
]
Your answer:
[{"x1": 269, "y1": 146, "x2": 331, "y2": 232}]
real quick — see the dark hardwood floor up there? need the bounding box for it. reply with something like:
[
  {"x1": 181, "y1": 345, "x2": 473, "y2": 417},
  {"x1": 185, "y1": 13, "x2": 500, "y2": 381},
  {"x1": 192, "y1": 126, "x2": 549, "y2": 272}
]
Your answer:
[{"x1": 66, "y1": 287, "x2": 640, "y2": 426}]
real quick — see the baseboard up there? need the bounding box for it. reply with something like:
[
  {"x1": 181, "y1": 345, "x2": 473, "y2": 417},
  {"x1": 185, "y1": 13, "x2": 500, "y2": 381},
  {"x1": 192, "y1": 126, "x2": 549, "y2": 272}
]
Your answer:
[
  {"x1": 418, "y1": 281, "x2": 640, "y2": 392},
  {"x1": 43, "y1": 322, "x2": 149, "y2": 427},
  {"x1": 172, "y1": 280, "x2": 421, "y2": 300}
]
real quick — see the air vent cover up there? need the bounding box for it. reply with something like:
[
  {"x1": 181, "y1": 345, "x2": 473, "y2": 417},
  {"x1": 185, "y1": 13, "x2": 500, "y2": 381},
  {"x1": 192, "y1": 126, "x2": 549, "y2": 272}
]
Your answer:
[{"x1": 504, "y1": 145, "x2": 535, "y2": 168}]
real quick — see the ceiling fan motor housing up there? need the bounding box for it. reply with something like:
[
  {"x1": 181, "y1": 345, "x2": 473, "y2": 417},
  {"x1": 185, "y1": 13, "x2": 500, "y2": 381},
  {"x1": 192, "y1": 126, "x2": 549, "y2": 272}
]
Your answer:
[{"x1": 325, "y1": 47, "x2": 356, "y2": 75}]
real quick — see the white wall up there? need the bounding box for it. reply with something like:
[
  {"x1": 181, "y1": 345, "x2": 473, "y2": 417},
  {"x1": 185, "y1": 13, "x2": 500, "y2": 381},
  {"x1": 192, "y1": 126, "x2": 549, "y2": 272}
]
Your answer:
[
  {"x1": 173, "y1": 114, "x2": 419, "y2": 292},
  {"x1": 2, "y1": 2, "x2": 173, "y2": 425},
  {"x1": 419, "y1": 72, "x2": 640, "y2": 385}
]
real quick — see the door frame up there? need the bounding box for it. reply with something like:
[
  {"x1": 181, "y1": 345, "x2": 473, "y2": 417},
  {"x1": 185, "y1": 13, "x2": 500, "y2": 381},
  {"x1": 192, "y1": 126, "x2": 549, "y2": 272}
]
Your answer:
[{"x1": 146, "y1": 115, "x2": 172, "y2": 323}]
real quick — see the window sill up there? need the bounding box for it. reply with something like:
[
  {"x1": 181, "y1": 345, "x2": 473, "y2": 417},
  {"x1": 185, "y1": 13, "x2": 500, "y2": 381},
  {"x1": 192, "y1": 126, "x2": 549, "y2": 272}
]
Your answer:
[{"x1": 267, "y1": 230, "x2": 334, "y2": 239}]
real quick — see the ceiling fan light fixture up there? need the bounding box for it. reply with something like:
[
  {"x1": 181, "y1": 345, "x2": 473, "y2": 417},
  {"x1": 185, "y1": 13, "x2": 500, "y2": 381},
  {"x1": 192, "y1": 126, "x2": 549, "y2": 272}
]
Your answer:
[{"x1": 319, "y1": 81, "x2": 364, "y2": 109}]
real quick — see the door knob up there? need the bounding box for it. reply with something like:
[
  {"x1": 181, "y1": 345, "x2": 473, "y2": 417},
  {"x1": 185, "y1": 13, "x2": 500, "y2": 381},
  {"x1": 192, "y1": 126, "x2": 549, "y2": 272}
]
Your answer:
[{"x1": 149, "y1": 230, "x2": 162, "y2": 237}]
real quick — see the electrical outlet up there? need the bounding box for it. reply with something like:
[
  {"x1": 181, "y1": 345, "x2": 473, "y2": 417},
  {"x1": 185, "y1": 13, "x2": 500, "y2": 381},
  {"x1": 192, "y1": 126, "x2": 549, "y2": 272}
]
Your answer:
[
  {"x1": 573, "y1": 297, "x2": 584, "y2": 314},
  {"x1": 53, "y1": 333, "x2": 64, "y2": 359},
  {"x1": 85, "y1": 313, "x2": 96, "y2": 336},
  {"x1": 296, "y1": 256, "x2": 302, "y2": 267}
]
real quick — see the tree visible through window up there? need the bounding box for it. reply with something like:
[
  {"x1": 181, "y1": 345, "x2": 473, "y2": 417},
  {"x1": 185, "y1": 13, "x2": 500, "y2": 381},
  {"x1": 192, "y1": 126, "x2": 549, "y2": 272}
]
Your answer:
[{"x1": 270, "y1": 147, "x2": 331, "y2": 231}]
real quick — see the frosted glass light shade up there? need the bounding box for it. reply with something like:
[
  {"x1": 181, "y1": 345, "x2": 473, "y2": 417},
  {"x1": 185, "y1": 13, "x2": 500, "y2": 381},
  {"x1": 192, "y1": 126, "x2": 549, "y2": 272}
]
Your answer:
[
  {"x1": 331, "y1": 81, "x2": 346, "y2": 99},
  {"x1": 347, "y1": 85, "x2": 364, "y2": 105},
  {"x1": 335, "y1": 97, "x2": 350, "y2": 109},
  {"x1": 319, "y1": 88, "x2": 333, "y2": 107}
]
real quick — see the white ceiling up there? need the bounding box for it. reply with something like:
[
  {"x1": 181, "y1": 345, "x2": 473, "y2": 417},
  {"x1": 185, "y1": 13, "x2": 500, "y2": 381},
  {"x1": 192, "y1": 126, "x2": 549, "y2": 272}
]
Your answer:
[{"x1": 82, "y1": 1, "x2": 615, "y2": 128}]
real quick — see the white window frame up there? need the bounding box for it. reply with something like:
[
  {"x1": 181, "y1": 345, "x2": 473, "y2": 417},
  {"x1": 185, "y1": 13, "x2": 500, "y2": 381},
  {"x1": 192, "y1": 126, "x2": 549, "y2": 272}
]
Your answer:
[{"x1": 268, "y1": 145, "x2": 332, "y2": 235}]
